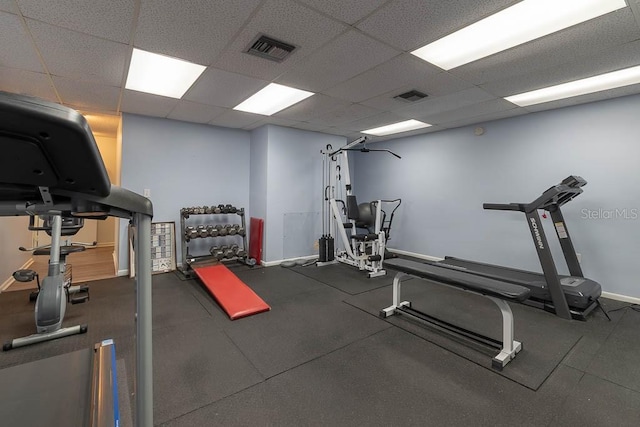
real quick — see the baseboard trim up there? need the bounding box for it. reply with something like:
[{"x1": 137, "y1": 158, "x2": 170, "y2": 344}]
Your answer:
[
  {"x1": 117, "y1": 269, "x2": 129, "y2": 277},
  {"x1": 1, "y1": 258, "x2": 35, "y2": 292},
  {"x1": 96, "y1": 242, "x2": 115, "y2": 248},
  {"x1": 602, "y1": 291, "x2": 640, "y2": 305},
  {"x1": 262, "y1": 254, "x2": 316, "y2": 267}
]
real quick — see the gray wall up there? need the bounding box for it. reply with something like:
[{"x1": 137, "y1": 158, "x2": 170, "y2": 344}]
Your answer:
[
  {"x1": 120, "y1": 114, "x2": 251, "y2": 270},
  {"x1": 262, "y1": 125, "x2": 345, "y2": 262},
  {"x1": 353, "y1": 93, "x2": 640, "y2": 298},
  {"x1": 0, "y1": 216, "x2": 32, "y2": 288}
]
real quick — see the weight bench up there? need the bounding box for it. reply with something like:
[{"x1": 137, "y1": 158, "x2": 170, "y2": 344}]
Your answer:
[{"x1": 380, "y1": 258, "x2": 531, "y2": 369}]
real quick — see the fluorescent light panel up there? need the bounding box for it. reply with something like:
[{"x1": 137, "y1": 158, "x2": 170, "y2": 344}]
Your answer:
[
  {"x1": 125, "y1": 48, "x2": 206, "y2": 98},
  {"x1": 361, "y1": 119, "x2": 431, "y2": 136},
  {"x1": 505, "y1": 65, "x2": 640, "y2": 107},
  {"x1": 233, "y1": 83, "x2": 314, "y2": 115},
  {"x1": 411, "y1": 0, "x2": 627, "y2": 70}
]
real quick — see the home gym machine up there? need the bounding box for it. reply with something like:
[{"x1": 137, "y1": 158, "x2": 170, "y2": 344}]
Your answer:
[
  {"x1": 438, "y1": 175, "x2": 607, "y2": 321},
  {"x1": 5, "y1": 215, "x2": 94, "y2": 350},
  {"x1": 0, "y1": 91, "x2": 154, "y2": 426},
  {"x1": 318, "y1": 136, "x2": 401, "y2": 277}
]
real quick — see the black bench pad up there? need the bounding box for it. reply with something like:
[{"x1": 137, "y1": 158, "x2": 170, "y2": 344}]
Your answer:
[{"x1": 384, "y1": 258, "x2": 531, "y2": 302}]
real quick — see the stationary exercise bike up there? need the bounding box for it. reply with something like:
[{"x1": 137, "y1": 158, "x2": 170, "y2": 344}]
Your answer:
[{"x1": 3, "y1": 214, "x2": 94, "y2": 351}]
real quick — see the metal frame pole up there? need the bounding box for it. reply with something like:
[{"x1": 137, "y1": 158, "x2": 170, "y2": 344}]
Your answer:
[{"x1": 134, "y1": 212, "x2": 153, "y2": 427}]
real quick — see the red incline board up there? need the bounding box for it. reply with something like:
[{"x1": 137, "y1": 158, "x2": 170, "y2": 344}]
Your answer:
[{"x1": 193, "y1": 264, "x2": 270, "y2": 320}]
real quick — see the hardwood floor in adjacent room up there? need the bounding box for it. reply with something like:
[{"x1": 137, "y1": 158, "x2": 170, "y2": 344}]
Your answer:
[{"x1": 7, "y1": 246, "x2": 116, "y2": 292}]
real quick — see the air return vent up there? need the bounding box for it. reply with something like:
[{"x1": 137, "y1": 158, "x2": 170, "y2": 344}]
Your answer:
[
  {"x1": 246, "y1": 35, "x2": 296, "y2": 62},
  {"x1": 394, "y1": 90, "x2": 428, "y2": 102}
]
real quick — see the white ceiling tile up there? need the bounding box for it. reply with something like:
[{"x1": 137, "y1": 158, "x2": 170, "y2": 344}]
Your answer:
[
  {"x1": 394, "y1": 87, "x2": 496, "y2": 119},
  {"x1": 420, "y1": 98, "x2": 515, "y2": 125},
  {"x1": 183, "y1": 67, "x2": 268, "y2": 108},
  {"x1": 452, "y1": 9, "x2": 640, "y2": 85},
  {"x1": 307, "y1": 103, "x2": 382, "y2": 126},
  {"x1": 297, "y1": 0, "x2": 387, "y2": 24},
  {"x1": 121, "y1": 90, "x2": 178, "y2": 118},
  {"x1": 356, "y1": 0, "x2": 517, "y2": 51},
  {"x1": 278, "y1": 30, "x2": 399, "y2": 92},
  {"x1": 0, "y1": 65, "x2": 57, "y2": 101},
  {"x1": 288, "y1": 122, "x2": 331, "y2": 133},
  {"x1": 27, "y1": 19, "x2": 128, "y2": 86},
  {"x1": 135, "y1": 0, "x2": 263, "y2": 65},
  {"x1": 213, "y1": 0, "x2": 347, "y2": 80},
  {"x1": 167, "y1": 101, "x2": 226, "y2": 124},
  {"x1": 481, "y1": 40, "x2": 640, "y2": 97},
  {"x1": 243, "y1": 116, "x2": 300, "y2": 130},
  {"x1": 0, "y1": 0, "x2": 18, "y2": 13},
  {"x1": 324, "y1": 53, "x2": 473, "y2": 103},
  {"x1": 0, "y1": 13, "x2": 43, "y2": 72},
  {"x1": 17, "y1": 0, "x2": 135, "y2": 43},
  {"x1": 208, "y1": 109, "x2": 262, "y2": 128},
  {"x1": 274, "y1": 93, "x2": 349, "y2": 121},
  {"x1": 53, "y1": 76, "x2": 120, "y2": 112},
  {"x1": 342, "y1": 111, "x2": 408, "y2": 132},
  {"x1": 439, "y1": 108, "x2": 527, "y2": 130}
]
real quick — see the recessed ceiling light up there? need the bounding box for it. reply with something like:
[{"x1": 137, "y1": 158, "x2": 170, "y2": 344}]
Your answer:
[
  {"x1": 411, "y1": 0, "x2": 627, "y2": 70},
  {"x1": 233, "y1": 83, "x2": 314, "y2": 116},
  {"x1": 125, "y1": 48, "x2": 206, "y2": 98},
  {"x1": 361, "y1": 119, "x2": 431, "y2": 136},
  {"x1": 505, "y1": 65, "x2": 640, "y2": 107}
]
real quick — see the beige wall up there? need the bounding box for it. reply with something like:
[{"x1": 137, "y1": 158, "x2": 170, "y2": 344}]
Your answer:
[
  {"x1": 0, "y1": 217, "x2": 33, "y2": 290},
  {"x1": 94, "y1": 134, "x2": 118, "y2": 245}
]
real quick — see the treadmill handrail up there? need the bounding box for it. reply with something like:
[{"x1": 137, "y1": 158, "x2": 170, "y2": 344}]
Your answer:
[{"x1": 483, "y1": 203, "x2": 523, "y2": 211}]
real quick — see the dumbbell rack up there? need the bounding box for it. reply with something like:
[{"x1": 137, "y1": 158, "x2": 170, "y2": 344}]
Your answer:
[{"x1": 178, "y1": 205, "x2": 254, "y2": 277}]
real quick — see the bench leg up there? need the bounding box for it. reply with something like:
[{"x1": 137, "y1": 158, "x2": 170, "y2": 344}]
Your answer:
[
  {"x1": 380, "y1": 273, "x2": 411, "y2": 318},
  {"x1": 487, "y1": 297, "x2": 522, "y2": 370}
]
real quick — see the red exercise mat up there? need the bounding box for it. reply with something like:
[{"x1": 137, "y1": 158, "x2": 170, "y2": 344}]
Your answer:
[
  {"x1": 249, "y1": 217, "x2": 264, "y2": 265},
  {"x1": 193, "y1": 264, "x2": 270, "y2": 320}
]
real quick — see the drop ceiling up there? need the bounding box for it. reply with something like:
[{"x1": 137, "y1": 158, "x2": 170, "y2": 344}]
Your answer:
[{"x1": 1, "y1": 0, "x2": 640, "y2": 141}]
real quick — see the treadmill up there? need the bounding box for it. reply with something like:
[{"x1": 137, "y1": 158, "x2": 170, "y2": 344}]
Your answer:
[
  {"x1": 0, "y1": 91, "x2": 154, "y2": 425},
  {"x1": 438, "y1": 176, "x2": 605, "y2": 321}
]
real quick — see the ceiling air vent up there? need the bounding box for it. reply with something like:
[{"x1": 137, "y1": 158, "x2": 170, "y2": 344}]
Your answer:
[
  {"x1": 394, "y1": 90, "x2": 428, "y2": 102},
  {"x1": 246, "y1": 35, "x2": 296, "y2": 62}
]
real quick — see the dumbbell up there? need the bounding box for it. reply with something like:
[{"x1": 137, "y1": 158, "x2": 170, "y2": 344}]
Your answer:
[
  {"x1": 209, "y1": 246, "x2": 224, "y2": 260},
  {"x1": 207, "y1": 225, "x2": 218, "y2": 237},
  {"x1": 216, "y1": 204, "x2": 226, "y2": 214},
  {"x1": 218, "y1": 225, "x2": 228, "y2": 236},
  {"x1": 212, "y1": 205, "x2": 222, "y2": 214},
  {"x1": 196, "y1": 225, "x2": 207, "y2": 238},
  {"x1": 222, "y1": 245, "x2": 235, "y2": 258},
  {"x1": 225, "y1": 204, "x2": 237, "y2": 214},
  {"x1": 234, "y1": 247, "x2": 246, "y2": 258},
  {"x1": 237, "y1": 226, "x2": 246, "y2": 236},
  {"x1": 236, "y1": 207, "x2": 245, "y2": 216},
  {"x1": 185, "y1": 226, "x2": 198, "y2": 240},
  {"x1": 204, "y1": 205, "x2": 212, "y2": 214},
  {"x1": 226, "y1": 224, "x2": 237, "y2": 235}
]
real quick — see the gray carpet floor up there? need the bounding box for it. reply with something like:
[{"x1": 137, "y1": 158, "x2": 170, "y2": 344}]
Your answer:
[{"x1": 0, "y1": 263, "x2": 638, "y2": 426}]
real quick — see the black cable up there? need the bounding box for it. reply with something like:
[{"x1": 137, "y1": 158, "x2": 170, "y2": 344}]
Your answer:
[{"x1": 606, "y1": 304, "x2": 640, "y2": 314}]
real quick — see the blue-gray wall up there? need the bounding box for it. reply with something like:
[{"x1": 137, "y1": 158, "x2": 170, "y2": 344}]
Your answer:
[
  {"x1": 249, "y1": 125, "x2": 269, "y2": 257},
  {"x1": 120, "y1": 114, "x2": 250, "y2": 270},
  {"x1": 353, "y1": 94, "x2": 640, "y2": 298},
  {"x1": 262, "y1": 125, "x2": 345, "y2": 262}
]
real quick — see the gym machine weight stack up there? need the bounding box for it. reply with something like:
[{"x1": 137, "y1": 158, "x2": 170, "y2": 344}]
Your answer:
[{"x1": 178, "y1": 204, "x2": 255, "y2": 278}]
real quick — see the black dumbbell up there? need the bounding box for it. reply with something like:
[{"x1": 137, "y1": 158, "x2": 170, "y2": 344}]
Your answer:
[
  {"x1": 237, "y1": 226, "x2": 246, "y2": 236},
  {"x1": 185, "y1": 226, "x2": 198, "y2": 240},
  {"x1": 226, "y1": 224, "x2": 237, "y2": 235},
  {"x1": 210, "y1": 246, "x2": 224, "y2": 260},
  {"x1": 222, "y1": 245, "x2": 234, "y2": 258},
  {"x1": 213, "y1": 205, "x2": 222, "y2": 214},
  {"x1": 226, "y1": 204, "x2": 237, "y2": 214},
  {"x1": 207, "y1": 225, "x2": 218, "y2": 237},
  {"x1": 235, "y1": 247, "x2": 246, "y2": 258}
]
